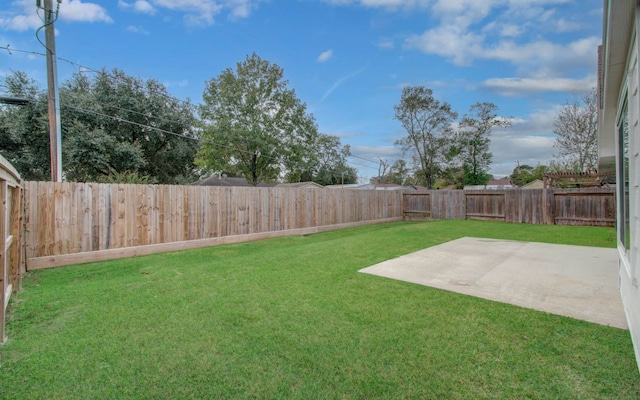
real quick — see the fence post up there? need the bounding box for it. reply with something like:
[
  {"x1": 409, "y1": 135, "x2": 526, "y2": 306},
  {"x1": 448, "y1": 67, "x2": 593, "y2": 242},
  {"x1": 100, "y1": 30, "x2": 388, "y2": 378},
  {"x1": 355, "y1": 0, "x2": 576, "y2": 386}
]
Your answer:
[
  {"x1": 1, "y1": 181, "x2": 7, "y2": 343},
  {"x1": 549, "y1": 189, "x2": 556, "y2": 225}
]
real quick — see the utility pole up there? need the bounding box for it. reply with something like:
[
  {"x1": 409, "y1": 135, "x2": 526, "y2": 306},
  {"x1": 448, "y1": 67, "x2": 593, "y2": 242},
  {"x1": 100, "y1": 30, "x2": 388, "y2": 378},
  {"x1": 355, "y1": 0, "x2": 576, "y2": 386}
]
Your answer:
[{"x1": 44, "y1": 0, "x2": 62, "y2": 182}]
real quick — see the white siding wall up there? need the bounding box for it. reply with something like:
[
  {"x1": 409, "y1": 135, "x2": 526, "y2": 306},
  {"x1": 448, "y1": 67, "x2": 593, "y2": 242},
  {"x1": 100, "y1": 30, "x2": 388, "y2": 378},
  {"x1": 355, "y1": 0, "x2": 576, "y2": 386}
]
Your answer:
[{"x1": 620, "y1": 24, "x2": 640, "y2": 367}]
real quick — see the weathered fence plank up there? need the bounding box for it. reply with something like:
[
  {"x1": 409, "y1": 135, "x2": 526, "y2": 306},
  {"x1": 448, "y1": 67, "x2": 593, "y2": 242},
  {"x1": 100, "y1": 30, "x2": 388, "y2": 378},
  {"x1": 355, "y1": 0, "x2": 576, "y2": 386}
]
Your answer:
[
  {"x1": 403, "y1": 188, "x2": 615, "y2": 226},
  {"x1": 24, "y1": 183, "x2": 614, "y2": 271},
  {"x1": 0, "y1": 155, "x2": 23, "y2": 344},
  {"x1": 25, "y1": 183, "x2": 404, "y2": 267},
  {"x1": 553, "y1": 190, "x2": 616, "y2": 226}
]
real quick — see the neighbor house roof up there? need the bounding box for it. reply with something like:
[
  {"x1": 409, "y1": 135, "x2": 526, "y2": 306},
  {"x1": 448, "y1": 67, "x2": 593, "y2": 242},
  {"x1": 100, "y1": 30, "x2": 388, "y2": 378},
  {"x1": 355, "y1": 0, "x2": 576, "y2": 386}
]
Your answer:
[
  {"x1": 521, "y1": 179, "x2": 544, "y2": 189},
  {"x1": 275, "y1": 182, "x2": 324, "y2": 189},
  {"x1": 191, "y1": 176, "x2": 275, "y2": 187},
  {"x1": 463, "y1": 179, "x2": 516, "y2": 190},
  {"x1": 325, "y1": 183, "x2": 374, "y2": 190},
  {"x1": 486, "y1": 179, "x2": 515, "y2": 187},
  {"x1": 372, "y1": 183, "x2": 409, "y2": 190}
]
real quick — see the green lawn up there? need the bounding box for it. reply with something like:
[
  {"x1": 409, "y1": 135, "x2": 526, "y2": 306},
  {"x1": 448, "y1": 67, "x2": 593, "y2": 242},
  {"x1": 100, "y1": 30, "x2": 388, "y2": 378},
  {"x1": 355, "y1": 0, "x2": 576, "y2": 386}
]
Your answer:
[{"x1": 2, "y1": 220, "x2": 637, "y2": 399}]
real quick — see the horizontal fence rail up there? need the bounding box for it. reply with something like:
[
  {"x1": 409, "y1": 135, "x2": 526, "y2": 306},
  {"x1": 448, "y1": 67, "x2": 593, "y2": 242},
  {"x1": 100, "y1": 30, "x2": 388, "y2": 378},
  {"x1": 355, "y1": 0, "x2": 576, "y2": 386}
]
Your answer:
[
  {"x1": 24, "y1": 182, "x2": 403, "y2": 268},
  {"x1": 403, "y1": 188, "x2": 616, "y2": 226}
]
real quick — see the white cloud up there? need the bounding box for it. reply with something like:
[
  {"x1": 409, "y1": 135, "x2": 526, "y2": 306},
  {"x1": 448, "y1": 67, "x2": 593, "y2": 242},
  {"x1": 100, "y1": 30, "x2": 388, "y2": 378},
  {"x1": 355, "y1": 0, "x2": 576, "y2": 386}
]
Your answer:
[
  {"x1": 494, "y1": 106, "x2": 560, "y2": 138},
  {"x1": 135, "y1": 1, "x2": 156, "y2": 14},
  {"x1": 487, "y1": 105, "x2": 563, "y2": 175},
  {"x1": 404, "y1": 24, "x2": 484, "y2": 66},
  {"x1": 0, "y1": 0, "x2": 111, "y2": 32},
  {"x1": 398, "y1": 0, "x2": 598, "y2": 79},
  {"x1": 322, "y1": 0, "x2": 430, "y2": 9},
  {"x1": 317, "y1": 49, "x2": 333, "y2": 63},
  {"x1": 225, "y1": 0, "x2": 261, "y2": 19},
  {"x1": 377, "y1": 37, "x2": 394, "y2": 49},
  {"x1": 500, "y1": 24, "x2": 523, "y2": 37},
  {"x1": 431, "y1": 0, "x2": 494, "y2": 28},
  {"x1": 490, "y1": 133, "x2": 556, "y2": 176},
  {"x1": 481, "y1": 76, "x2": 596, "y2": 96},
  {"x1": 118, "y1": 0, "x2": 263, "y2": 26},
  {"x1": 147, "y1": 0, "x2": 222, "y2": 26},
  {"x1": 119, "y1": 0, "x2": 157, "y2": 15},
  {"x1": 126, "y1": 25, "x2": 150, "y2": 34},
  {"x1": 0, "y1": 13, "x2": 41, "y2": 32},
  {"x1": 486, "y1": 37, "x2": 598, "y2": 65},
  {"x1": 61, "y1": 0, "x2": 113, "y2": 23},
  {"x1": 405, "y1": 31, "x2": 599, "y2": 75},
  {"x1": 554, "y1": 18, "x2": 582, "y2": 33}
]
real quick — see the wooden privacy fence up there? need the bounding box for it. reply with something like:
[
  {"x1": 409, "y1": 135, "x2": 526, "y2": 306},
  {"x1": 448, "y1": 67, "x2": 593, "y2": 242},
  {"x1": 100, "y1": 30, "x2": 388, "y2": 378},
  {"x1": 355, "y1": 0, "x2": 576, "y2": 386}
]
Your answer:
[
  {"x1": 24, "y1": 182, "x2": 403, "y2": 269},
  {"x1": 0, "y1": 155, "x2": 23, "y2": 344},
  {"x1": 403, "y1": 189, "x2": 616, "y2": 226},
  {"x1": 24, "y1": 184, "x2": 616, "y2": 271}
]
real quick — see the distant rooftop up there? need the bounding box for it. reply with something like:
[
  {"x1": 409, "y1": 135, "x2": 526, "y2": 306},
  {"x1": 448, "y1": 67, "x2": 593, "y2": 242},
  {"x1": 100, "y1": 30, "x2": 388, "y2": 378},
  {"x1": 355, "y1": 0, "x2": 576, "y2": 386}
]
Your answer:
[{"x1": 191, "y1": 176, "x2": 275, "y2": 187}]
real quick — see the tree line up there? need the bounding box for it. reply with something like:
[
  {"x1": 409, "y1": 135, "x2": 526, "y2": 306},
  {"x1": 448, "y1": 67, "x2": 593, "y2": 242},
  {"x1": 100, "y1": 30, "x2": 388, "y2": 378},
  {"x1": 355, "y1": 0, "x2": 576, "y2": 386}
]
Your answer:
[
  {"x1": 374, "y1": 87, "x2": 598, "y2": 189},
  {"x1": 378, "y1": 86, "x2": 510, "y2": 189},
  {"x1": 1, "y1": 53, "x2": 597, "y2": 187},
  {"x1": 0, "y1": 53, "x2": 356, "y2": 186}
]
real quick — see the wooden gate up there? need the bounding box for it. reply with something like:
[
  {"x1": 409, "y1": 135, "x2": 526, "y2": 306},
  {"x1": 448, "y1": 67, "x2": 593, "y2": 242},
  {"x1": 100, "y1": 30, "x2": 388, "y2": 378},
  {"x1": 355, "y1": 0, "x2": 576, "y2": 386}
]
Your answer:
[{"x1": 0, "y1": 155, "x2": 23, "y2": 343}]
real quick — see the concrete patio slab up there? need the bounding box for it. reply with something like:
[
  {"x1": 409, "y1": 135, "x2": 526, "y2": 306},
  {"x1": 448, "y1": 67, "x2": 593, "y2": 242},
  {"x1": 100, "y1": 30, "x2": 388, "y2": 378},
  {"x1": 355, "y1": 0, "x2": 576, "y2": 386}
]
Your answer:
[{"x1": 359, "y1": 237, "x2": 627, "y2": 329}]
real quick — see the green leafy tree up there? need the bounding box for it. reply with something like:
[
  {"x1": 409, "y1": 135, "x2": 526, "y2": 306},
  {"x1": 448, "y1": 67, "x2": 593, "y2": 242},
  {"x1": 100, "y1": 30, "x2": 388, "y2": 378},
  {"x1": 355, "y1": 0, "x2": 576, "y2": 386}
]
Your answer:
[
  {"x1": 456, "y1": 102, "x2": 510, "y2": 185},
  {"x1": 61, "y1": 69, "x2": 199, "y2": 183},
  {"x1": 434, "y1": 166, "x2": 465, "y2": 189},
  {"x1": 510, "y1": 164, "x2": 547, "y2": 186},
  {"x1": 394, "y1": 86, "x2": 458, "y2": 189},
  {"x1": 389, "y1": 159, "x2": 409, "y2": 185},
  {"x1": 547, "y1": 159, "x2": 581, "y2": 174},
  {"x1": 0, "y1": 71, "x2": 51, "y2": 180},
  {"x1": 197, "y1": 53, "x2": 319, "y2": 186},
  {"x1": 0, "y1": 69, "x2": 199, "y2": 183},
  {"x1": 552, "y1": 89, "x2": 598, "y2": 173},
  {"x1": 286, "y1": 134, "x2": 357, "y2": 185}
]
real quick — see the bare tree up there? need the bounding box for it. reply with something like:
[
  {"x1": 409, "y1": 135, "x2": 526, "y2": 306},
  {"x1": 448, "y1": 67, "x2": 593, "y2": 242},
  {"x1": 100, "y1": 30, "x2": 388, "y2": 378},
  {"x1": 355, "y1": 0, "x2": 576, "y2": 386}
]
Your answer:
[
  {"x1": 552, "y1": 89, "x2": 598, "y2": 173},
  {"x1": 372, "y1": 158, "x2": 390, "y2": 184},
  {"x1": 394, "y1": 86, "x2": 457, "y2": 189}
]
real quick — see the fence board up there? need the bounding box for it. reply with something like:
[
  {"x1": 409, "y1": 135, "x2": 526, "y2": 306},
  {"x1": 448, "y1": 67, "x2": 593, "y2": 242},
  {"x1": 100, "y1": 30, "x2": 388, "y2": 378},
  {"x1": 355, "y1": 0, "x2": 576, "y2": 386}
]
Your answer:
[
  {"x1": 465, "y1": 191, "x2": 505, "y2": 221},
  {"x1": 403, "y1": 188, "x2": 615, "y2": 226},
  {"x1": 25, "y1": 184, "x2": 615, "y2": 271},
  {"x1": 0, "y1": 155, "x2": 23, "y2": 344},
  {"x1": 553, "y1": 189, "x2": 616, "y2": 226},
  {"x1": 24, "y1": 183, "x2": 404, "y2": 266}
]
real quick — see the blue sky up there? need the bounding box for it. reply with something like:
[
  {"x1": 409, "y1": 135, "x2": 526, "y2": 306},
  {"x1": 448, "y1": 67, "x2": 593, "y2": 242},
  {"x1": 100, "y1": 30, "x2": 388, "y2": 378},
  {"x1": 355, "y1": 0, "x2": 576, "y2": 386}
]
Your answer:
[{"x1": 1, "y1": 0, "x2": 602, "y2": 182}]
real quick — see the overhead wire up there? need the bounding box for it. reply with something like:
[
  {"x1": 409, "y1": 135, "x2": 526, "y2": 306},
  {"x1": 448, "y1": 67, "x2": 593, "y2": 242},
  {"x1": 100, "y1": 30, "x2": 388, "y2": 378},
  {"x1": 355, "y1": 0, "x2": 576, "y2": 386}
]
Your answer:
[
  {"x1": 60, "y1": 104, "x2": 350, "y2": 172},
  {"x1": 1, "y1": 46, "x2": 378, "y2": 180},
  {"x1": 348, "y1": 153, "x2": 380, "y2": 165},
  {"x1": 0, "y1": 45, "x2": 197, "y2": 112}
]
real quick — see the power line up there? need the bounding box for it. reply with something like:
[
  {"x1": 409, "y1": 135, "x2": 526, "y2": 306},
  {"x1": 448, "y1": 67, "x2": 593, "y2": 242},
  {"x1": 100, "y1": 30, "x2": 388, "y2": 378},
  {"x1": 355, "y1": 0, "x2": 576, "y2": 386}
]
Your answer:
[
  {"x1": 348, "y1": 153, "x2": 380, "y2": 165},
  {"x1": 62, "y1": 91, "x2": 196, "y2": 131},
  {"x1": 1, "y1": 45, "x2": 195, "y2": 111},
  {"x1": 61, "y1": 104, "x2": 200, "y2": 141},
  {"x1": 1, "y1": 45, "x2": 392, "y2": 169},
  {"x1": 14, "y1": 96, "x2": 371, "y2": 179},
  {"x1": 2, "y1": 47, "x2": 388, "y2": 180},
  {"x1": 0, "y1": 45, "x2": 46, "y2": 57},
  {"x1": 2, "y1": 72, "x2": 376, "y2": 177}
]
